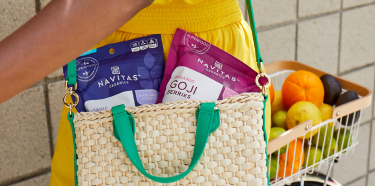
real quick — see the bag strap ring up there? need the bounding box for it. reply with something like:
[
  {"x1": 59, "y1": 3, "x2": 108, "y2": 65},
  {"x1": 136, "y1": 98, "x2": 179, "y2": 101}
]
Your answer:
[
  {"x1": 255, "y1": 72, "x2": 271, "y2": 96},
  {"x1": 63, "y1": 80, "x2": 79, "y2": 116}
]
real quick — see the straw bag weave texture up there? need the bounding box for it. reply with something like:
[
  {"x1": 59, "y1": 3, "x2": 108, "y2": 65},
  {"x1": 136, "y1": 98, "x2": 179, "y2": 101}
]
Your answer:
[{"x1": 73, "y1": 93, "x2": 268, "y2": 186}]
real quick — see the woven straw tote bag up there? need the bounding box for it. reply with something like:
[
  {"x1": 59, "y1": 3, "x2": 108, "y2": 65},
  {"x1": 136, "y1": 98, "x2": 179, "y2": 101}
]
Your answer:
[{"x1": 62, "y1": 0, "x2": 271, "y2": 185}]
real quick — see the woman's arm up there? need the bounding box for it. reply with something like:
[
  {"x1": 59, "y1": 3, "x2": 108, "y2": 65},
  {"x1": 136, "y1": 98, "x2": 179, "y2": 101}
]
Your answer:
[{"x1": 0, "y1": 0, "x2": 153, "y2": 103}]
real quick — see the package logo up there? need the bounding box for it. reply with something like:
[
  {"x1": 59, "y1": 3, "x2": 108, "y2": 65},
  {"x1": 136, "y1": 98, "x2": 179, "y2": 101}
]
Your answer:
[
  {"x1": 111, "y1": 66, "x2": 120, "y2": 74},
  {"x1": 184, "y1": 33, "x2": 211, "y2": 54},
  {"x1": 197, "y1": 58, "x2": 237, "y2": 82},
  {"x1": 215, "y1": 61, "x2": 223, "y2": 70},
  {"x1": 76, "y1": 57, "x2": 99, "y2": 82}
]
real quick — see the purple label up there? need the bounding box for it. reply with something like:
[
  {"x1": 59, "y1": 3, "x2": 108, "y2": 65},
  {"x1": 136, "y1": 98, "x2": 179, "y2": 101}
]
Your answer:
[{"x1": 135, "y1": 89, "x2": 159, "y2": 105}]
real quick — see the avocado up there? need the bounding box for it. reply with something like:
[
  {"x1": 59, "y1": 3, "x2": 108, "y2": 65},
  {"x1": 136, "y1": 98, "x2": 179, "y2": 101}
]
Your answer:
[
  {"x1": 335, "y1": 90, "x2": 360, "y2": 125},
  {"x1": 320, "y1": 74, "x2": 342, "y2": 105}
]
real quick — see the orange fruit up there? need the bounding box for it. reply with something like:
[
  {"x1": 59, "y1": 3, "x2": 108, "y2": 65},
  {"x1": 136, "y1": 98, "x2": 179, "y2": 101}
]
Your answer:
[
  {"x1": 278, "y1": 139, "x2": 304, "y2": 177},
  {"x1": 270, "y1": 81, "x2": 275, "y2": 104},
  {"x1": 271, "y1": 91, "x2": 288, "y2": 116},
  {"x1": 282, "y1": 70, "x2": 324, "y2": 108}
]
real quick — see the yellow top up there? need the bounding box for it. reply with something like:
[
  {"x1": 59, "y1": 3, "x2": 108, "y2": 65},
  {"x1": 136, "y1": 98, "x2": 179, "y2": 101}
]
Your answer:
[{"x1": 119, "y1": 0, "x2": 243, "y2": 34}]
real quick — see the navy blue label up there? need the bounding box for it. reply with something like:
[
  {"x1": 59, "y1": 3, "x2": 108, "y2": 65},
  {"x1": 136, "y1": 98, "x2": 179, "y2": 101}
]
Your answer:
[{"x1": 63, "y1": 35, "x2": 164, "y2": 112}]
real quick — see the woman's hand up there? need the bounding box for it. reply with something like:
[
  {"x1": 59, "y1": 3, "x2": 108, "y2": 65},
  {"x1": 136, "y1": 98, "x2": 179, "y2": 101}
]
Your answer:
[{"x1": 0, "y1": 0, "x2": 154, "y2": 103}]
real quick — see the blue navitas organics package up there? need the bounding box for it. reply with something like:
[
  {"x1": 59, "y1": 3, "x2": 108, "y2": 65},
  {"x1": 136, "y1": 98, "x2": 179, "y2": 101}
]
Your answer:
[{"x1": 63, "y1": 35, "x2": 165, "y2": 112}]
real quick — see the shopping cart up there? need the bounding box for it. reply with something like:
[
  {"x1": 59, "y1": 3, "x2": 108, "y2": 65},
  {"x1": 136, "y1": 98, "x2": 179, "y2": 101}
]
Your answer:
[{"x1": 265, "y1": 61, "x2": 372, "y2": 186}]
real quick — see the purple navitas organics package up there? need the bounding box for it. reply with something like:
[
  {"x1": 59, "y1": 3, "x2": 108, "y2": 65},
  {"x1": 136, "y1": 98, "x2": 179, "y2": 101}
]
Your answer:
[
  {"x1": 157, "y1": 29, "x2": 267, "y2": 103},
  {"x1": 64, "y1": 35, "x2": 164, "y2": 112}
]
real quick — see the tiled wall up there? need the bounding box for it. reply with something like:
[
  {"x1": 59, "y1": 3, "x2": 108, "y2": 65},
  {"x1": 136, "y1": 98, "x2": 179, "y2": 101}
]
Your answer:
[{"x1": 0, "y1": 0, "x2": 374, "y2": 185}]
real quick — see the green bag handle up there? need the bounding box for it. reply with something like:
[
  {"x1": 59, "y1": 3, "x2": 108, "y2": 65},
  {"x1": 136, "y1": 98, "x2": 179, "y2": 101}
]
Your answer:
[
  {"x1": 66, "y1": 59, "x2": 77, "y2": 86},
  {"x1": 67, "y1": 114, "x2": 79, "y2": 186},
  {"x1": 65, "y1": 0, "x2": 263, "y2": 86},
  {"x1": 111, "y1": 103, "x2": 219, "y2": 183},
  {"x1": 246, "y1": 0, "x2": 263, "y2": 70}
]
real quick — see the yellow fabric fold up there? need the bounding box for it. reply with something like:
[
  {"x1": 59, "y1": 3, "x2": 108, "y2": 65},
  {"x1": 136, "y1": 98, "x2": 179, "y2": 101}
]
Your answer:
[{"x1": 121, "y1": 0, "x2": 243, "y2": 34}]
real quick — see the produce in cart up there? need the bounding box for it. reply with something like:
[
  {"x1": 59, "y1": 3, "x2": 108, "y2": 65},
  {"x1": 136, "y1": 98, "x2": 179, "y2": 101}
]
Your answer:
[
  {"x1": 304, "y1": 146, "x2": 322, "y2": 168},
  {"x1": 278, "y1": 139, "x2": 304, "y2": 177},
  {"x1": 320, "y1": 74, "x2": 342, "y2": 106},
  {"x1": 270, "y1": 81, "x2": 275, "y2": 104},
  {"x1": 323, "y1": 138, "x2": 338, "y2": 158},
  {"x1": 282, "y1": 70, "x2": 324, "y2": 108},
  {"x1": 320, "y1": 103, "x2": 334, "y2": 127},
  {"x1": 335, "y1": 90, "x2": 360, "y2": 125},
  {"x1": 271, "y1": 110, "x2": 288, "y2": 130},
  {"x1": 265, "y1": 61, "x2": 372, "y2": 186},
  {"x1": 312, "y1": 125, "x2": 334, "y2": 147},
  {"x1": 270, "y1": 127, "x2": 289, "y2": 155},
  {"x1": 286, "y1": 101, "x2": 322, "y2": 138},
  {"x1": 334, "y1": 129, "x2": 353, "y2": 151},
  {"x1": 269, "y1": 156, "x2": 280, "y2": 179},
  {"x1": 271, "y1": 90, "x2": 288, "y2": 115},
  {"x1": 270, "y1": 70, "x2": 360, "y2": 172}
]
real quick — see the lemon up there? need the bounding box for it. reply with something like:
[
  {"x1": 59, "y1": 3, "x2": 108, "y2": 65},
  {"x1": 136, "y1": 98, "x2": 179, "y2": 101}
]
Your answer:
[
  {"x1": 271, "y1": 90, "x2": 288, "y2": 115},
  {"x1": 320, "y1": 103, "x2": 334, "y2": 127},
  {"x1": 286, "y1": 101, "x2": 322, "y2": 139}
]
